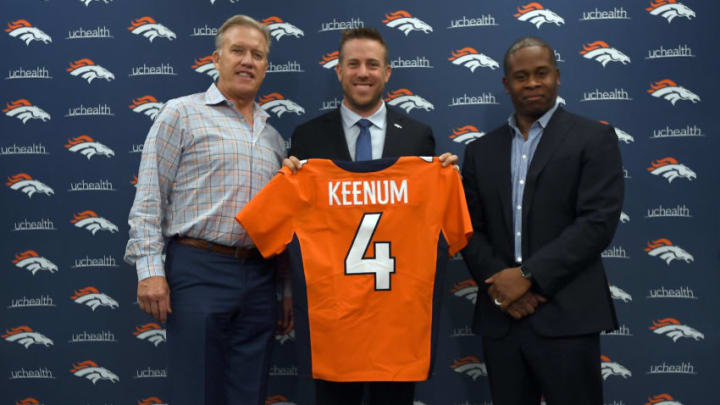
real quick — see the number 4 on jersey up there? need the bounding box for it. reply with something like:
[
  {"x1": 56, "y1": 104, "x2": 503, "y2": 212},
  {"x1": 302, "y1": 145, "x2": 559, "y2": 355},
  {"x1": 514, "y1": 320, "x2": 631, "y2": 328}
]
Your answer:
[{"x1": 345, "y1": 213, "x2": 396, "y2": 290}]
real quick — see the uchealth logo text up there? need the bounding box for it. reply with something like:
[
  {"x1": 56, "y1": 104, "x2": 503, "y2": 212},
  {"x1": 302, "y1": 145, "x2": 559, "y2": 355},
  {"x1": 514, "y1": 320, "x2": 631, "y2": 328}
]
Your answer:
[
  {"x1": 648, "y1": 285, "x2": 697, "y2": 300},
  {"x1": 601, "y1": 245, "x2": 628, "y2": 259},
  {"x1": 8, "y1": 294, "x2": 55, "y2": 309},
  {"x1": 581, "y1": 88, "x2": 631, "y2": 102},
  {"x1": 71, "y1": 286, "x2": 119, "y2": 311},
  {"x1": 66, "y1": 135, "x2": 115, "y2": 159},
  {"x1": 268, "y1": 60, "x2": 304, "y2": 74},
  {"x1": 73, "y1": 255, "x2": 119, "y2": 269},
  {"x1": 600, "y1": 355, "x2": 631, "y2": 380},
  {"x1": 599, "y1": 121, "x2": 633, "y2": 144},
  {"x1": 258, "y1": 93, "x2": 305, "y2": 117},
  {"x1": 319, "y1": 17, "x2": 364, "y2": 32},
  {"x1": 13, "y1": 250, "x2": 58, "y2": 275},
  {"x1": 65, "y1": 103, "x2": 113, "y2": 117},
  {"x1": 451, "y1": 356, "x2": 487, "y2": 381},
  {"x1": 646, "y1": 0, "x2": 696, "y2": 22},
  {"x1": 192, "y1": 56, "x2": 218, "y2": 80},
  {"x1": 384, "y1": 89, "x2": 433, "y2": 114},
  {"x1": 266, "y1": 395, "x2": 297, "y2": 405},
  {"x1": 3, "y1": 99, "x2": 51, "y2": 123},
  {"x1": 647, "y1": 79, "x2": 700, "y2": 105},
  {"x1": 451, "y1": 325, "x2": 474, "y2": 337},
  {"x1": 13, "y1": 217, "x2": 56, "y2": 232},
  {"x1": 134, "y1": 323, "x2": 166, "y2": 346},
  {"x1": 130, "y1": 62, "x2": 177, "y2": 77},
  {"x1": 128, "y1": 17, "x2": 176, "y2": 42},
  {"x1": 449, "y1": 126, "x2": 486, "y2": 145},
  {"x1": 66, "y1": 25, "x2": 113, "y2": 40},
  {"x1": 580, "y1": 41, "x2": 630, "y2": 67},
  {"x1": 645, "y1": 393, "x2": 684, "y2": 405},
  {"x1": 137, "y1": 397, "x2": 167, "y2": 405},
  {"x1": 6, "y1": 174, "x2": 54, "y2": 198},
  {"x1": 449, "y1": 92, "x2": 498, "y2": 107},
  {"x1": 602, "y1": 324, "x2": 632, "y2": 336},
  {"x1": 644, "y1": 238, "x2": 693, "y2": 265},
  {"x1": 190, "y1": 24, "x2": 217, "y2": 37},
  {"x1": 70, "y1": 360, "x2": 119, "y2": 384},
  {"x1": 3, "y1": 326, "x2": 54, "y2": 349},
  {"x1": 9, "y1": 367, "x2": 55, "y2": 380},
  {"x1": 130, "y1": 95, "x2": 164, "y2": 120},
  {"x1": 647, "y1": 157, "x2": 696, "y2": 182},
  {"x1": 390, "y1": 56, "x2": 432, "y2": 69},
  {"x1": 449, "y1": 48, "x2": 499, "y2": 72},
  {"x1": 649, "y1": 318, "x2": 704, "y2": 342},
  {"x1": 513, "y1": 3, "x2": 565, "y2": 29},
  {"x1": 269, "y1": 364, "x2": 298, "y2": 376},
  {"x1": 70, "y1": 329, "x2": 117, "y2": 343},
  {"x1": 68, "y1": 179, "x2": 115, "y2": 192},
  {"x1": 319, "y1": 97, "x2": 343, "y2": 112},
  {"x1": 580, "y1": 7, "x2": 630, "y2": 21},
  {"x1": 647, "y1": 361, "x2": 697, "y2": 375},
  {"x1": 135, "y1": 367, "x2": 167, "y2": 379},
  {"x1": 66, "y1": 59, "x2": 114, "y2": 83},
  {"x1": 651, "y1": 124, "x2": 703, "y2": 139},
  {"x1": 609, "y1": 284, "x2": 632, "y2": 303},
  {"x1": 71, "y1": 210, "x2": 119, "y2": 234},
  {"x1": 261, "y1": 17, "x2": 304, "y2": 40},
  {"x1": 646, "y1": 44, "x2": 695, "y2": 59},
  {"x1": 6, "y1": 19, "x2": 52, "y2": 45},
  {"x1": 1, "y1": 142, "x2": 48, "y2": 156},
  {"x1": 6, "y1": 66, "x2": 51, "y2": 80},
  {"x1": 447, "y1": 14, "x2": 498, "y2": 29},
  {"x1": 382, "y1": 10, "x2": 433, "y2": 35}
]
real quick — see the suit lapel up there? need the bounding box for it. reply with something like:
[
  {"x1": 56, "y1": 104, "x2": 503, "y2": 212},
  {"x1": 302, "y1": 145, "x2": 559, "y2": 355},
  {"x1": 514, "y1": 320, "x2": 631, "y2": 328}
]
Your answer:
[
  {"x1": 326, "y1": 109, "x2": 352, "y2": 161},
  {"x1": 381, "y1": 108, "x2": 403, "y2": 158},
  {"x1": 496, "y1": 125, "x2": 514, "y2": 236}
]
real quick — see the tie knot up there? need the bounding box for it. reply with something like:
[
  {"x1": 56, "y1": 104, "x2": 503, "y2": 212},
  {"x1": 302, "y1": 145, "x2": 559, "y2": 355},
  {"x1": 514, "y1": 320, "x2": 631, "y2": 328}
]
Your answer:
[{"x1": 356, "y1": 118, "x2": 372, "y2": 130}]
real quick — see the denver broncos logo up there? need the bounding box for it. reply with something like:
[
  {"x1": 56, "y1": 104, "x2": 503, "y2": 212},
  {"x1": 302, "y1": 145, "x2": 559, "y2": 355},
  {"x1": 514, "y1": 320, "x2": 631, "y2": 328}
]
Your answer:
[
  {"x1": 81, "y1": 0, "x2": 112, "y2": 5},
  {"x1": 258, "y1": 93, "x2": 305, "y2": 117},
  {"x1": 262, "y1": 17, "x2": 304, "y2": 40},
  {"x1": 275, "y1": 328, "x2": 295, "y2": 345},
  {"x1": 2, "y1": 326, "x2": 54, "y2": 348},
  {"x1": 12, "y1": 250, "x2": 58, "y2": 275},
  {"x1": 133, "y1": 323, "x2": 166, "y2": 347},
  {"x1": 620, "y1": 212, "x2": 630, "y2": 223},
  {"x1": 131, "y1": 175, "x2": 138, "y2": 187},
  {"x1": 129, "y1": 95, "x2": 164, "y2": 120},
  {"x1": 384, "y1": 89, "x2": 434, "y2": 113},
  {"x1": 71, "y1": 286, "x2": 119, "y2": 311},
  {"x1": 15, "y1": 398, "x2": 41, "y2": 405},
  {"x1": 65, "y1": 135, "x2": 115, "y2": 159},
  {"x1": 137, "y1": 397, "x2": 167, "y2": 405},
  {"x1": 449, "y1": 125, "x2": 486, "y2": 144},
  {"x1": 451, "y1": 356, "x2": 487, "y2": 380},
  {"x1": 647, "y1": 0, "x2": 696, "y2": 22},
  {"x1": 265, "y1": 395, "x2": 296, "y2": 405},
  {"x1": 599, "y1": 121, "x2": 634, "y2": 143},
  {"x1": 580, "y1": 41, "x2": 631, "y2": 67},
  {"x1": 513, "y1": 3, "x2": 565, "y2": 29},
  {"x1": 128, "y1": 17, "x2": 176, "y2": 42},
  {"x1": 449, "y1": 48, "x2": 499, "y2": 72},
  {"x1": 69, "y1": 360, "x2": 119, "y2": 384},
  {"x1": 3, "y1": 99, "x2": 51, "y2": 124},
  {"x1": 450, "y1": 279, "x2": 478, "y2": 304},
  {"x1": 646, "y1": 157, "x2": 696, "y2": 182},
  {"x1": 600, "y1": 355, "x2": 632, "y2": 380},
  {"x1": 382, "y1": 10, "x2": 433, "y2": 35},
  {"x1": 647, "y1": 79, "x2": 700, "y2": 105},
  {"x1": 191, "y1": 56, "x2": 218, "y2": 81},
  {"x1": 6, "y1": 173, "x2": 53, "y2": 198},
  {"x1": 644, "y1": 238, "x2": 693, "y2": 265},
  {"x1": 645, "y1": 393, "x2": 684, "y2": 405},
  {"x1": 319, "y1": 51, "x2": 339, "y2": 69},
  {"x1": 5, "y1": 19, "x2": 52, "y2": 45},
  {"x1": 650, "y1": 318, "x2": 704, "y2": 342},
  {"x1": 608, "y1": 284, "x2": 632, "y2": 302},
  {"x1": 71, "y1": 210, "x2": 119, "y2": 234},
  {"x1": 66, "y1": 58, "x2": 115, "y2": 83},
  {"x1": 556, "y1": 95, "x2": 566, "y2": 106}
]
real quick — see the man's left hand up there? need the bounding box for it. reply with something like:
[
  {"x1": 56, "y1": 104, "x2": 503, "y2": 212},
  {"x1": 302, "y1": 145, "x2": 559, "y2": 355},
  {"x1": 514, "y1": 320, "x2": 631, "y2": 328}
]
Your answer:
[
  {"x1": 438, "y1": 152, "x2": 459, "y2": 170},
  {"x1": 486, "y1": 266, "x2": 532, "y2": 308},
  {"x1": 277, "y1": 295, "x2": 294, "y2": 334}
]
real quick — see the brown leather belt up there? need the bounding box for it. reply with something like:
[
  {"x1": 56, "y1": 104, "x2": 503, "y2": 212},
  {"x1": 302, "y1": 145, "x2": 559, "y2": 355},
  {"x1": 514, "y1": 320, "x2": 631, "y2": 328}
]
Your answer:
[{"x1": 175, "y1": 236, "x2": 262, "y2": 259}]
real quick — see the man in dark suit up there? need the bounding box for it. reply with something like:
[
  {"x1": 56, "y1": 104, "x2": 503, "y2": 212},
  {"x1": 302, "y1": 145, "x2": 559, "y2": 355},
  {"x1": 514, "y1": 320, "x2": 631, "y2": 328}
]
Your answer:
[
  {"x1": 461, "y1": 37, "x2": 624, "y2": 405},
  {"x1": 284, "y1": 27, "x2": 456, "y2": 405}
]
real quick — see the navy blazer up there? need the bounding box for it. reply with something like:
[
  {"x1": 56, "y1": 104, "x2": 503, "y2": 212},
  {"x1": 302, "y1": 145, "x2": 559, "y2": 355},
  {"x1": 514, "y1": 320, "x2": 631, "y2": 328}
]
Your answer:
[{"x1": 461, "y1": 107, "x2": 624, "y2": 338}]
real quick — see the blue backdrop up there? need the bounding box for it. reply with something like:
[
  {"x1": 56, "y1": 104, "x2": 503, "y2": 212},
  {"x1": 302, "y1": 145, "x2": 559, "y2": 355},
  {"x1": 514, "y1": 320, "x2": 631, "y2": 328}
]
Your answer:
[{"x1": 2, "y1": 1, "x2": 718, "y2": 404}]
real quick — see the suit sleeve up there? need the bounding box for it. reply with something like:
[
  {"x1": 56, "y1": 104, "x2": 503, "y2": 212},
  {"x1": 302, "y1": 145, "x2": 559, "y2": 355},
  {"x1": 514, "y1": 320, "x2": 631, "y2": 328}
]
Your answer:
[
  {"x1": 288, "y1": 123, "x2": 311, "y2": 160},
  {"x1": 420, "y1": 124, "x2": 436, "y2": 156},
  {"x1": 460, "y1": 144, "x2": 510, "y2": 287},
  {"x1": 442, "y1": 166, "x2": 473, "y2": 256},
  {"x1": 235, "y1": 167, "x2": 301, "y2": 258},
  {"x1": 525, "y1": 125, "x2": 624, "y2": 297}
]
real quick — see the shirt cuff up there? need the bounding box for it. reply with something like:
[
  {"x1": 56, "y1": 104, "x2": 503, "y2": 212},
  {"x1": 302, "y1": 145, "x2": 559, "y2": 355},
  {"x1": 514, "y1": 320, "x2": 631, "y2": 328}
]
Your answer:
[{"x1": 136, "y1": 254, "x2": 166, "y2": 281}]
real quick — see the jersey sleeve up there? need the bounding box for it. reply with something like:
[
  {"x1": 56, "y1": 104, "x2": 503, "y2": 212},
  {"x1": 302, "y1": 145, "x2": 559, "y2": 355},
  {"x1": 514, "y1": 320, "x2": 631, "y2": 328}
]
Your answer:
[
  {"x1": 441, "y1": 168, "x2": 474, "y2": 256},
  {"x1": 235, "y1": 167, "x2": 302, "y2": 258}
]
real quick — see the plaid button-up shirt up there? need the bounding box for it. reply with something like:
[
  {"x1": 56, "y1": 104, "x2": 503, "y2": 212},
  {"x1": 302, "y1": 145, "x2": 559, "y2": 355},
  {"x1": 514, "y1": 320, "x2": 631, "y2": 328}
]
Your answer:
[{"x1": 125, "y1": 83, "x2": 286, "y2": 280}]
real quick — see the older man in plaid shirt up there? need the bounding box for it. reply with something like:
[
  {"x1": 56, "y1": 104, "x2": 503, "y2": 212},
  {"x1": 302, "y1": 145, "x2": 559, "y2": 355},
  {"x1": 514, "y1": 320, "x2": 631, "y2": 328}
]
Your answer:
[{"x1": 125, "y1": 15, "x2": 291, "y2": 405}]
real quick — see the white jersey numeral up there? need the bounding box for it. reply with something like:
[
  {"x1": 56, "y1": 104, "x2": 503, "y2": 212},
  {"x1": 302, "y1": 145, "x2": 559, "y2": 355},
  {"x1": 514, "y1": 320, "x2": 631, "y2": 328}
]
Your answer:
[{"x1": 345, "y1": 213, "x2": 395, "y2": 290}]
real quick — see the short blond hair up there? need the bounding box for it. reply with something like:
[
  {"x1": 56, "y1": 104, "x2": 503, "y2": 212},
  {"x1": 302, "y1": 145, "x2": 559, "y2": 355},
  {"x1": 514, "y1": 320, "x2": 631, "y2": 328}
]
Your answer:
[{"x1": 215, "y1": 15, "x2": 271, "y2": 54}]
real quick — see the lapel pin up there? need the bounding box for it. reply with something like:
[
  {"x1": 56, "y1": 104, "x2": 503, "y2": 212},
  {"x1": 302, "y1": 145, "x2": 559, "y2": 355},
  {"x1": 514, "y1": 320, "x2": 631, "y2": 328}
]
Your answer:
[{"x1": 394, "y1": 123, "x2": 402, "y2": 129}]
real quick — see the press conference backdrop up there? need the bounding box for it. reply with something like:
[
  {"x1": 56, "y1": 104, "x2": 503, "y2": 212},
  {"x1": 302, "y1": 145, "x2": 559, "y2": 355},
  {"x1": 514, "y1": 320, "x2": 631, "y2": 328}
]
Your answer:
[{"x1": 2, "y1": 1, "x2": 718, "y2": 404}]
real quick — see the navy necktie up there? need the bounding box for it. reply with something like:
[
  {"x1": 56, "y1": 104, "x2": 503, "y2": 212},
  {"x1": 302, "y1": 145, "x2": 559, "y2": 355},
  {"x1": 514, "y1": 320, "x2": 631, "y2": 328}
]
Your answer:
[{"x1": 355, "y1": 118, "x2": 372, "y2": 161}]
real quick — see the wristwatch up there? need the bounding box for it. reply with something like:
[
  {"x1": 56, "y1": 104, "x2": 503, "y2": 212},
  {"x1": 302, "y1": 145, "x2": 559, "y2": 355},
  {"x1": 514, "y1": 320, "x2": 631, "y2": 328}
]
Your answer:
[{"x1": 520, "y1": 265, "x2": 532, "y2": 281}]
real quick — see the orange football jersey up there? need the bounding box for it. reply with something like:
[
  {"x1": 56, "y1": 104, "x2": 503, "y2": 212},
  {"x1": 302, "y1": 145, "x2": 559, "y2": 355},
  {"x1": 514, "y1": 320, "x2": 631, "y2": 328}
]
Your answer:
[{"x1": 236, "y1": 156, "x2": 472, "y2": 381}]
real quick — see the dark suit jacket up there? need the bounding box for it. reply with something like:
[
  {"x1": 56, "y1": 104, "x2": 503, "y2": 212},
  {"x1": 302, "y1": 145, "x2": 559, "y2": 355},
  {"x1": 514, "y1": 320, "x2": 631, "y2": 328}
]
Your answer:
[
  {"x1": 288, "y1": 107, "x2": 435, "y2": 160},
  {"x1": 461, "y1": 107, "x2": 623, "y2": 338}
]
